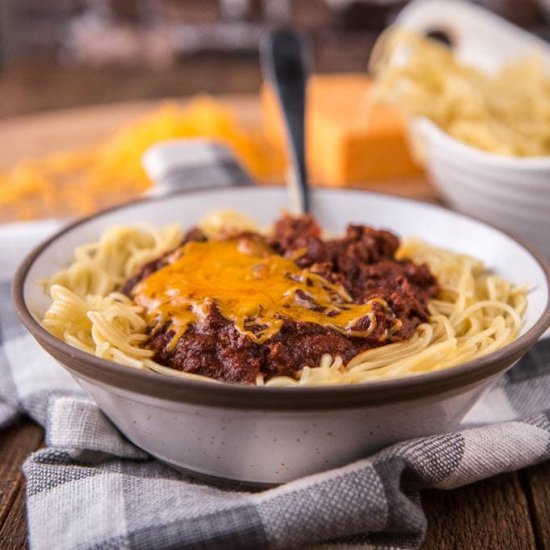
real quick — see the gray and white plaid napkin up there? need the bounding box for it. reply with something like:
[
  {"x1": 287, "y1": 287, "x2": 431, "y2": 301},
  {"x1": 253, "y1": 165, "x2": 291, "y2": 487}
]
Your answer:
[{"x1": 1, "y1": 142, "x2": 549, "y2": 550}]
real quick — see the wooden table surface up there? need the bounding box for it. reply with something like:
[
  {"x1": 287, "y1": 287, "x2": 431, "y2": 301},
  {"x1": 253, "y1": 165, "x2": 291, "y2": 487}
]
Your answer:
[{"x1": 0, "y1": 98, "x2": 549, "y2": 549}]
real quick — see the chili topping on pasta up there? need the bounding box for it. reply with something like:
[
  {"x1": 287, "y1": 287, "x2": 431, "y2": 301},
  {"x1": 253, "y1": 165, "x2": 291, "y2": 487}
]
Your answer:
[{"x1": 42, "y1": 211, "x2": 526, "y2": 386}]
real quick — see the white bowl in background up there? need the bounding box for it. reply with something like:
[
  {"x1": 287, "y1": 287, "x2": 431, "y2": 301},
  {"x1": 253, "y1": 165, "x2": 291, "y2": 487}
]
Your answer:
[
  {"x1": 411, "y1": 119, "x2": 550, "y2": 256},
  {"x1": 392, "y1": 0, "x2": 550, "y2": 257}
]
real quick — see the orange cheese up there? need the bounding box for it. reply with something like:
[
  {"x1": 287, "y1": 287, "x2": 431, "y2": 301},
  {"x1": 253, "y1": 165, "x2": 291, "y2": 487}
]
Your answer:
[
  {"x1": 133, "y1": 238, "x2": 387, "y2": 348},
  {"x1": 262, "y1": 74, "x2": 422, "y2": 185}
]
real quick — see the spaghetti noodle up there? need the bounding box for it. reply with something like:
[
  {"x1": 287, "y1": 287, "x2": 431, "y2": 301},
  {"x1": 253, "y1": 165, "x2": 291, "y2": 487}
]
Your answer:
[
  {"x1": 42, "y1": 212, "x2": 526, "y2": 385},
  {"x1": 369, "y1": 28, "x2": 550, "y2": 157}
]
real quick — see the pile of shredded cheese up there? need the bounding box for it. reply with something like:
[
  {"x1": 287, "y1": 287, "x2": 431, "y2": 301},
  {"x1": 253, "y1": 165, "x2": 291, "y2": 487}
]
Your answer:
[{"x1": 0, "y1": 97, "x2": 285, "y2": 222}]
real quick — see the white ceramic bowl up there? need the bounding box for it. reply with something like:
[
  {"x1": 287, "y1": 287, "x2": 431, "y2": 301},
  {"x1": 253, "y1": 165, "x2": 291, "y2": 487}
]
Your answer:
[
  {"x1": 14, "y1": 188, "x2": 550, "y2": 486},
  {"x1": 411, "y1": 119, "x2": 550, "y2": 257},
  {"x1": 393, "y1": 0, "x2": 550, "y2": 257}
]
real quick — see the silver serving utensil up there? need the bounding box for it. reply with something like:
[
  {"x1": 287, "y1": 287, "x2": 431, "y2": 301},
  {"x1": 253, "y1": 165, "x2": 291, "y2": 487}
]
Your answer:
[{"x1": 261, "y1": 29, "x2": 311, "y2": 214}]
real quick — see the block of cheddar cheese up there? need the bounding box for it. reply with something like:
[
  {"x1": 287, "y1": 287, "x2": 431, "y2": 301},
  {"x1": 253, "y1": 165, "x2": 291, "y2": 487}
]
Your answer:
[{"x1": 262, "y1": 74, "x2": 422, "y2": 185}]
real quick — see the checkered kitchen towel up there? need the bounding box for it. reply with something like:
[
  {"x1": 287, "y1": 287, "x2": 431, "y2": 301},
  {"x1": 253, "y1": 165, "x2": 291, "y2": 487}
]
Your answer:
[{"x1": 1, "y1": 142, "x2": 550, "y2": 550}]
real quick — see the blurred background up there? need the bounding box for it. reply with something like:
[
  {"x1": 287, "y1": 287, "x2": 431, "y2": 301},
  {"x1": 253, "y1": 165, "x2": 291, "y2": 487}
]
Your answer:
[
  {"x1": 2, "y1": 0, "x2": 550, "y2": 242},
  {"x1": 2, "y1": 0, "x2": 550, "y2": 117}
]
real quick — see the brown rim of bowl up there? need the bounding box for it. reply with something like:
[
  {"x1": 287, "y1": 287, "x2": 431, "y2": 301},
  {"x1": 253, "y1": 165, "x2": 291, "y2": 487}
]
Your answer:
[{"x1": 12, "y1": 187, "x2": 550, "y2": 410}]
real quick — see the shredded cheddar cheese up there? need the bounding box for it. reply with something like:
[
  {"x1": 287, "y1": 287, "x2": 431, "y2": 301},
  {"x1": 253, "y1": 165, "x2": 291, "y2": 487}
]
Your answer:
[
  {"x1": 133, "y1": 238, "x2": 391, "y2": 348},
  {"x1": 0, "y1": 97, "x2": 285, "y2": 222}
]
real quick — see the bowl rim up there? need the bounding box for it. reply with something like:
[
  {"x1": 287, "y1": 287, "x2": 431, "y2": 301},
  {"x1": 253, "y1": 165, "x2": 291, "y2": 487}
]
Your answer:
[
  {"x1": 415, "y1": 118, "x2": 550, "y2": 170},
  {"x1": 12, "y1": 187, "x2": 550, "y2": 410}
]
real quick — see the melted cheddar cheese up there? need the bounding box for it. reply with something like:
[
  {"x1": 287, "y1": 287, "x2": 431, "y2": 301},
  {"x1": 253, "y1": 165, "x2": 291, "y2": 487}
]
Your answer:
[{"x1": 132, "y1": 239, "x2": 388, "y2": 347}]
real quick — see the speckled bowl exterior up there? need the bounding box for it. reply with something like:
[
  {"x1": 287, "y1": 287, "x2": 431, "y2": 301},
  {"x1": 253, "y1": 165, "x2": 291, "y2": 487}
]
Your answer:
[{"x1": 13, "y1": 188, "x2": 550, "y2": 486}]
